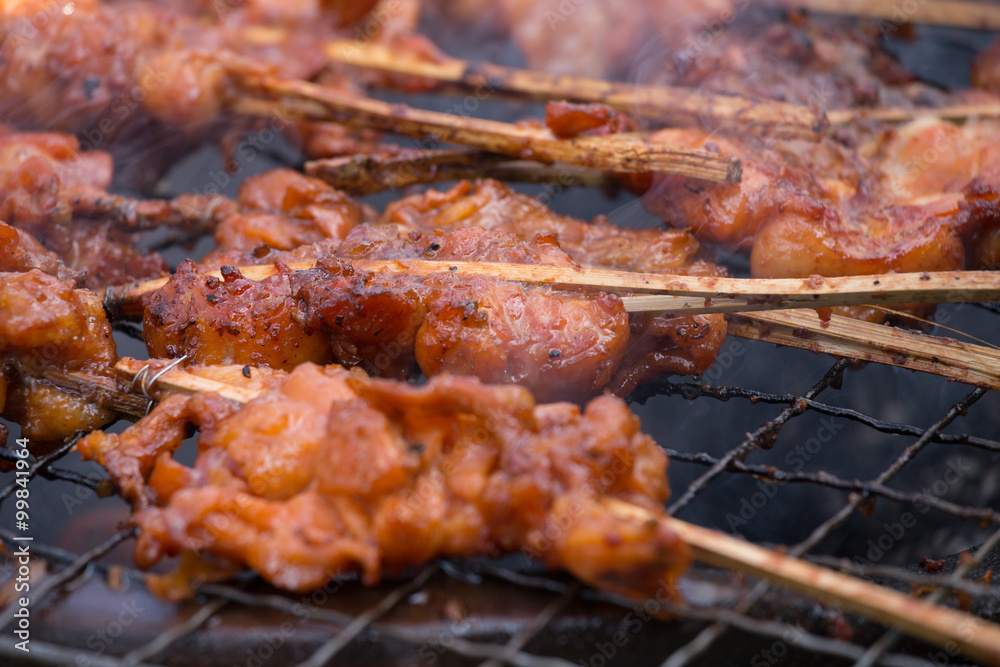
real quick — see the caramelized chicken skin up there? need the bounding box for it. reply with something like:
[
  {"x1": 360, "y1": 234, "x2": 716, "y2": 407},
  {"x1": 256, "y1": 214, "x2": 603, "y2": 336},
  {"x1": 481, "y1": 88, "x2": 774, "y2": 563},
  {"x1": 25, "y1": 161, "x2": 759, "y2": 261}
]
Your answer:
[
  {"x1": 144, "y1": 215, "x2": 721, "y2": 400},
  {"x1": 206, "y1": 169, "x2": 376, "y2": 261},
  {"x1": 0, "y1": 270, "x2": 117, "y2": 441},
  {"x1": 382, "y1": 180, "x2": 729, "y2": 393},
  {"x1": 144, "y1": 261, "x2": 335, "y2": 370},
  {"x1": 644, "y1": 119, "x2": 1000, "y2": 284},
  {"x1": 78, "y1": 362, "x2": 690, "y2": 602}
]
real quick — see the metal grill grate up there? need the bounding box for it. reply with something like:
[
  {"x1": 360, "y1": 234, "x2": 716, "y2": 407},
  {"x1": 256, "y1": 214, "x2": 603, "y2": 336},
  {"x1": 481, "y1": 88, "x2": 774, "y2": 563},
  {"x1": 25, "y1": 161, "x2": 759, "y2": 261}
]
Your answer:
[{"x1": 2, "y1": 312, "x2": 999, "y2": 667}]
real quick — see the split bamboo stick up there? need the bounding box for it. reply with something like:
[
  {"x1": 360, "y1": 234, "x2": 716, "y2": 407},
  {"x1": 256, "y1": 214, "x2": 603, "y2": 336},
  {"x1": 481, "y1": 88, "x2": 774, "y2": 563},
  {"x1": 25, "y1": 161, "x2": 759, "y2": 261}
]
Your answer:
[
  {"x1": 828, "y1": 102, "x2": 1000, "y2": 125},
  {"x1": 730, "y1": 308, "x2": 1000, "y2": 389},
  {"x1": 106, "y1": 260, "x2": 1000, "y2": 318},
  {"x1": 304, "y1": 149, "x2": 615, "y2": 196},
  {"x1": 792, "y1": 0, "x2": 1000, "y2": 30},
  {"x1": 322, "y1": 41, "x2": 827, "y2": 140},
  {"x1": 236, "y1": 76, "x2": 742, "y2": 183},
  {"x1": 103, "y1": 262, "x2": 1000, "y2": 388}
]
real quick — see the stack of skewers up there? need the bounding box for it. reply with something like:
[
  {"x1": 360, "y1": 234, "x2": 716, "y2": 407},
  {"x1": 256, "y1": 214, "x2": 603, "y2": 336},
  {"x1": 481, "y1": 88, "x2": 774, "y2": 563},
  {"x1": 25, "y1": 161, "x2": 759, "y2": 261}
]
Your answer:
[{"x1": 4, "y1": 0, "x2": 1000, "y2": 663}]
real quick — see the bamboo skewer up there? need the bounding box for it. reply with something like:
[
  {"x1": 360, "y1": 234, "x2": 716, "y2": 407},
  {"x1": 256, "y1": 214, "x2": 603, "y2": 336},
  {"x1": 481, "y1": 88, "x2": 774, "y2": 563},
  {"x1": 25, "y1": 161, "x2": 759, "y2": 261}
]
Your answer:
[
  {"x1": 236, "y1": 76, "x2": 742, "y2": 184},
  {"x1": 792, "y1": 0, "x2": 1000, "y2": 30},
  {"x1": 106, "y1": 259, "x2": 1000, "y2": 317},
  {"x1": 828, "y1": 102, "x2": 1000, "y2": 125},
  {"x1": 322, "y1": 41, "x2": 827, "y2": 140},
  {"x1": 621, "y1": 499, "x2": 1000, "y2": 667},
  {"x1": 68, "y1": 190, "x2": 233, "y2": 232},
  {"x1": 104, "y1": 260, "x2": 1000, "y2": 389},
  {"x1": 110, "y1": 357, "x2": 1000, "y2": 667},
  {"x1": 38, "y1": 371, "x2": 150, "y2": 418},
  {"x1": 732, "y1": 309, "x2": 1000, "y2": 389},
  {"x1": 304, "y1": 149, "x2": 616, "y2": 196},
  {"x1": 325, "y1": 40, "x2": 1000, "y2": 130}
]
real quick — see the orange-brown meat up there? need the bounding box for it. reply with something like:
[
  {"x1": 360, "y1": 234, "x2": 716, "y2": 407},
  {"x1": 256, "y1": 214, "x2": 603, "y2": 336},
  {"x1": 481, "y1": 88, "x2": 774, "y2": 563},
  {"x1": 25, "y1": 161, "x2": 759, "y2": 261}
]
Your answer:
[
  {"x1": 381, "y1": 179, "x2": 703, "y2": 273},
  {"x1": 0, "y1": 270, "x2": 117, "y2": 441},
  {"x1": 381, "y1": 180, "x2": 729, "y2": 393},
  {"x1": 653, "y1": 4, "x2": 928, "y2": 112},
  {"x1": 146, "y1": 224, "x2": 635, "y2": 401},
  {"x1": 0, "y1": 0, "x2": 365, "y2": 132},
  {"x1": 413, "y1": 276, "x2": 630, "y2": 400},
  {"x1": 144, "y1": 261, "x2": 335, "y2": 370},
  {"x1": 204, "y1": 169, "x2": 375, "y2": 262},
  {"x1": 0, "y1": 220, "x2": 78, "y2": 282},
  {"x1": 973, "y1": 35, "x2": 1000, "y2": 94},
  {"x1": 0, "y1": 130, "x2": 171, "y2": 288},
  {"x1": 0, "y1": 0, "x2": 440, "y2": 184},
  {"x1": 78, "y1": 362, "x2": 690, "y2": 602},
  {"x1": 0, "y1": 131, "x2": 112, "y2": 231},
  {"x1": 644, "y1": 119, "x2": 1000, "y2": 284},
  {"x1": 295, "y1": 225, "x2": 635, "y2": 401}
]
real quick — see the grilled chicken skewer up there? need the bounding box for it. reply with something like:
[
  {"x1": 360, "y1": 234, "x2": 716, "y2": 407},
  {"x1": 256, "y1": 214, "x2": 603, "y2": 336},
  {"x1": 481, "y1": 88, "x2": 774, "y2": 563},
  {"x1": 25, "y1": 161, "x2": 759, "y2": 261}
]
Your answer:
[
  {"x1": 1, "y1": 0, "x2": 744, "y2": 186},
  {"x1": 323, "y1": 38, "x2": 1000, "y2": 128},
  {"x1": 0, "y1": 0, "x2": 383, "y2": 186},
  {"x1": 0, "y1": 130, "x2": 237, "y2": 290},
  {"x1": 73, "y1": 357, "x2": 1000, "y2": 667},
  {"x1": 125, "y1": 226, "x2": 728, "y2": 402},
  {"x1": 321, "y1": 40, "x2": 827, "y2": 140},
  {"x1": 7, "y1": 256, "x2": 998, "y2": 460},
  {"x1": 110, "y1": 259, "x2": 1000, "y2": 316},
  {"x1": 82, "y1": 358, "x2": 693, "y2": 604},
  {"x1": 236, "y1": 78, "x2": 742, "y2": 183},
  {"x1": 640, "y1": 117, "x2": 1000, "y2": 291}
]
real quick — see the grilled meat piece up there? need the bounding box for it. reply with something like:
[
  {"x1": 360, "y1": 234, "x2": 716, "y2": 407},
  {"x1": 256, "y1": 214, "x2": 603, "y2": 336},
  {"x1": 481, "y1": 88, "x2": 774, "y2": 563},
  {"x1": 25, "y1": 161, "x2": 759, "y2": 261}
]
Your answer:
[
  {"x1": 144, "y1": 261, "x2": 336, "y2": 371},
  {"x1": 204, "y1": 168, "x2": 376, "y2": 262},
  {"x1": 644, "y1": 119, "x2": 1000, "y2": 277},
  {"x1": 0, "y1": 0, "x2": 439, "y2": 184},
  {"x1": 0, "y1": 270, "x2": 117, "y2": 441},
  {"x1": 381, "y1": 179, "x2": 729, "y2": 393},
  {"x1": 0, "y1": 130, "x2": 176, "y2": 288},
  {"x1": 0, "y1": 220, "x2": 78, "y2": 282},
  {"x1": 145, "y1": 184, "x2": 729, "y2": 401},
  {"x1": 78, "y1": 362, "x2": 690, "y2": 602},
  {"x1": 147, "y1": 225, "x2": 632, "y2": 401},
  {"x1": 972, "y1": 34, "x2": 1000, "y2": 94}
]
